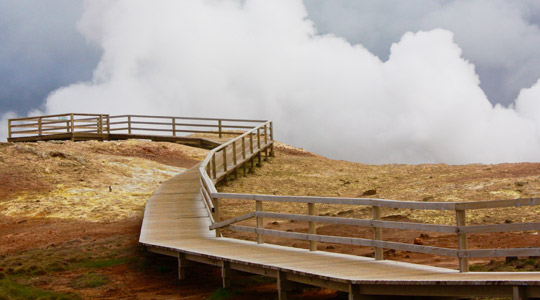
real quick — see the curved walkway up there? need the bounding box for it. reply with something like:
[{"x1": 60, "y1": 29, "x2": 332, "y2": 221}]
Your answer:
[{"x1": 140, "y1": 143, "x2": 540, "y2": 300}]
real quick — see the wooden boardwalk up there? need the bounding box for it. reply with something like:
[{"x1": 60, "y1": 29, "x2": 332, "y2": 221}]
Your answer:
[
  {"x1": 140, "y1": 153, "x2": 540, "y2": 300},
  {"x1": 8, "y1": 113, "x2": 540, "y2": 299}
]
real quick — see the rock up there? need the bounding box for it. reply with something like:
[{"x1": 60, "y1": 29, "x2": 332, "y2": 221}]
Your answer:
[
  {"x1": 48, "y1": 151, "x2": 67, "y2": 158},
  {"x1": 422, "y1": 196, "x2": 434, "y2": 202},
  {"x1": 361, "y1": 189, "x2": 377, "y2": 196},
  {"x1": 420, "y1": 233, "x2": 429, "y2": 238},
  {"x1": 413, "y1": 237, "x2": 424, "y2": 245}
]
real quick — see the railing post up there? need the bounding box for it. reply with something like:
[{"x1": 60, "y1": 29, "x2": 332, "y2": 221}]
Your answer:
[
  {"x1": 98, "y1": 115, "x2": 103, "y2": 134},
  {"x1": 38, "y1": 117, "x2": 42, "y2": 136},
  {"x1": 241, "y1": 136, "x2": 246, "y2": 159},
  {"x1": 308, "y1": 203, "x2": 317, "y2": 251},
  {"x1": 456, "y1": 209, "x2": 469, "y2": 272},
  {"x1": 127, "y1": 116, "x2": 132, "y2": 134},
  {"x1": 106, "y1": 115, "x2": 111, "y2": 135},
  {"x1": 70, "y1": 114, "x2": 75, "y2": 141},
  {"x1": 256, "y1": 200, "x2": 264, "y2": 244},
  {"x1": 372, "y1": 206, "x2": 383, "y2": 260},
  {"x1": 232, "y1": 141, "x2": 238, "y2": 179},
  {"x1": 264, "y1": 124, "x2": 268, "y2": 145},
  {"x1": 257, "y1": 128, "x2": 261, "y2": 149},
  {"x1": 256, "y1": 128, "x2": 262, "y2": 166},
  {"x1": 249, "y1": 133, "x2": 254, "y2": 154},
  {"x1": 249, "y1": 133, "x2": 255, "y2": 173},
  {"x1": 270, "y1": 121, "x2": 275, "y2": 157},
  {"x1": 212, "y1": 153, "x2": 217, "y2": 179},
  {"x1": 263, "y1": 124, "x2": 268, "y2": 161},
  {"x1": 232, "y1": 141, "x2": 237, "y2": 165},
  {"x1": 222, "y1": 148, "x2": 228, "y2": 172},
  {"x1": 214, "y1": 197, "x2": 221, "y2": 237},
  {"x1": 172, "y1": 117, "x2": 176, "y2": 136},
  {"x1": 7, "y1": 119, "x2": 11, "y2": 139},
  {"x1": 218, "y1": 120, "x2": 222, "y2": 138}
]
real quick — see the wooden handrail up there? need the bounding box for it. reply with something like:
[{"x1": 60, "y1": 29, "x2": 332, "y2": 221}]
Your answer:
[
  {"x1": 8, "y1": 113, "x2": 268, "y2": 139},
  {"x1": 210, "y1": 194, "x2": 540, "y2": 272}
]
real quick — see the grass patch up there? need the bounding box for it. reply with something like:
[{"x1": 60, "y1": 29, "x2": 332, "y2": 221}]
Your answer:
[
  {"x1": 73, "y1": 257, "x2": 131, "y2": 269},
  {"x1": 0, "y1": 278, "x2": 80, "y2": 300},
  {"x1": 71, "y1": 272, "x2": 108, "y2": 289}
]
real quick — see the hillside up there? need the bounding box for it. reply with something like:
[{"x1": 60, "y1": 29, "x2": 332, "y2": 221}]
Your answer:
[{"x1": 1, "y1": 139, "x2": 540, "y2": 299}]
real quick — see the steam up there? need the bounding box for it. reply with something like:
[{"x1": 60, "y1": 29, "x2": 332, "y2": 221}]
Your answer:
[{"x1": 5, "y1": 0, "x2": 540, "y2": 164}]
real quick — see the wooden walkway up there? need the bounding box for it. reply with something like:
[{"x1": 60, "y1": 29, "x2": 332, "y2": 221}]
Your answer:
[
  {"x1": 8, "y1": 113, "x2": 540, "y2": 299},
  {"x1": 140, "y1": 156, "x2": 540, "y2": 300}
]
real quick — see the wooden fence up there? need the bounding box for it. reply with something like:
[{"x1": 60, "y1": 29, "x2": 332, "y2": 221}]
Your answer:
[
  {"x1": 108, "y1": 115, "x2": 267, "y2": 138},
  {"x1": 198, "y1": 120, "x2": 274, "y2": 231},
  {"x1": 8, "y1": 113, "x2": 110, "y2": 138},
  {"x1": 206, "y1": 194, "x2": 540, "y2": 272},
  {"x1": 8, "y1": 113, "x2": 268, "y2": 140}
]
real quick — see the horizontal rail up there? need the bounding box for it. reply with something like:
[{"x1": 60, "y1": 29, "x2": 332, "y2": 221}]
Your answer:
[
  {"x1": 213, "y1": 193, "x2": 457, "y2": 210},
  {"x1": 212, "y1": 193, "x2": 540, "y2": 211},
  {"x1": 228, "y1": 225, "x2": 459, "y2": 257},
  {"x1": 109, "y1": 114, "x2": 267, "y2": 123}
]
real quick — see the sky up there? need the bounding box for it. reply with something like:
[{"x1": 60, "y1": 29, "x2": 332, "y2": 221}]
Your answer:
[{"x1": 1, "y1": 0, "x2": 540, "y2": 164}]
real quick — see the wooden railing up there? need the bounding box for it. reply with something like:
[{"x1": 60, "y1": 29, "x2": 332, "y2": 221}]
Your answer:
[
  {"x1": 108, "y1": 115, "x2": 267, "y2": 138},
  {"x1": 198, "y1": 120, "x2": 274, "y2": 237},
  {"x1": 8, "y1": 113, "x2": 110, "y2": 138},
  {"x1": 8, "y1": 113, "x2": 269, "y2": 140},
  {"x1": 208, "y1": 193, "x2": 540, "y2": 273}
]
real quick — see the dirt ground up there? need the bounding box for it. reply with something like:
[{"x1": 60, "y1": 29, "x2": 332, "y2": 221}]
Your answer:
[
  {"x1": 0, "y1": 140, "x2": 342, "y2": 300},
  {"x1": 1, "y1": 139, "x2": 540, "y2": 299}
]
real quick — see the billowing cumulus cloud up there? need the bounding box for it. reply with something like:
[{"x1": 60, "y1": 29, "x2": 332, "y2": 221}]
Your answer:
[
  {"x1": 20, "y1": 0, "x2": 538, "y2": 164},
  {"x1": 304, "y1": 0, "x2": 540, "y2": 106}
]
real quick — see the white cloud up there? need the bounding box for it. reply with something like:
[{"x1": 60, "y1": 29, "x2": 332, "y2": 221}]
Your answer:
[{"x1": 38, "y1": 0, "x2": 540, "y2": 164}]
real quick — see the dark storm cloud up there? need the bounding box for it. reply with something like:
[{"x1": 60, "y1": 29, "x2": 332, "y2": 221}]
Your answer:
[{"x1": 0, "y1": 0, "x2": 100, "y2": 115}]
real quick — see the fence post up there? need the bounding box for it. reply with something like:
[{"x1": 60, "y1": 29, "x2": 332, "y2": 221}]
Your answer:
[
  {"x1": 232, "y1": 141, "x2": 238, "y2": 179},
  {"x1": 263, "y1": 124, "x2": 268, "y2": 161},
  {"x1": 232, "y1": 141, "x2": 237, "y2": 165},
  {"x1": 308, "y1": 203, "x2": 317, "y2": 251},
  {"x1": 127, "y1": 116, "x2": 132, "y2": 134},
  {"x1": 212, "y1": 153, "x2": 217, "y2": 179},
  {"x1": 172, "y1": 117, "x2": 176, "y2": 136},
  {"x1": 373, "y1": 206, "x2": 384, "y2": 260},
  {"x1": 256, "y1": 128, "x2": 262, "y2": 166},
  {"x1": 106, "y1": 115, "x2": 111, "y2": 135},
  {"x1": 250, "y1": 133, "x2": 254, "y2": 154},
  {"x1": 7, "y1": 119, "x2": 11, "y2": 139},
  {"x1": 98, "y1": 115, "x2": 103, "y2": 134},
  {"x1": 218, "y1": 120, "x2": 222, "y2": 138},
  {"x1": 256, "y1": 200, "x2": 264, "y2": 244},
  {"x1": 222, "y1": 148, "x2": 228, "y2": 173},
  {"x1": 456, "y1": 209, "x2": 469, "y2": 272},
  {"x1": 269, "y1": 121, "x2": 275, "y2": 157},
  {"x1": 241, "y1": 136, "x2": 246, "y2": 159},
  {"x1": 70, "y1": 114, "x2": 75, "y2": 141},
  {"x1": 214, "y1": 197, "x2": 221, "y2": 237},
  {"x1": 38, "y1": 117, "x2": 42, "y2": 136}
]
